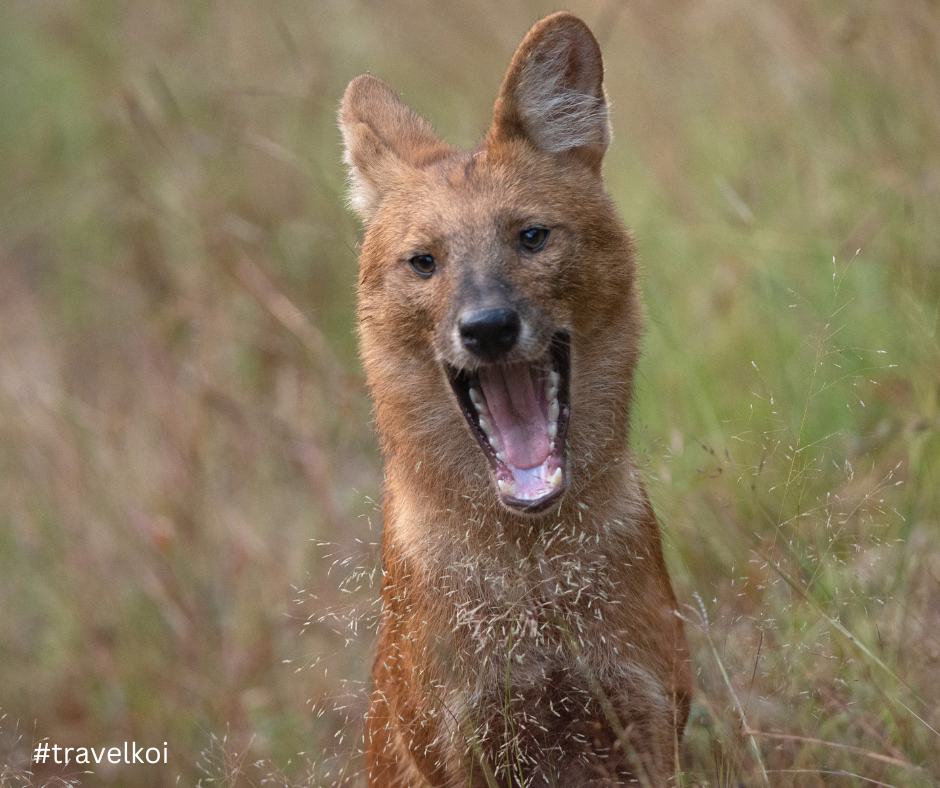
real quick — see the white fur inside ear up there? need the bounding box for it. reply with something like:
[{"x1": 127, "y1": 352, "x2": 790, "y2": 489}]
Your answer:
[
  {"x1": 342, "y1": 145, "x2": 380, "y2": 221},
  {"x1": 517, "y1": 38, "x2": 611, "y2": 154}
]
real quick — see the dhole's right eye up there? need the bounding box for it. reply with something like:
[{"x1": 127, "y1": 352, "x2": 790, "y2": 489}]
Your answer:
[{"x1": 409, "y1": 254, "x2": 436, "y2": 278}]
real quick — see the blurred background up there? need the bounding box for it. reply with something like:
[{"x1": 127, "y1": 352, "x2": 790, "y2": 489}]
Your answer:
[{"x1": 1, "y1": 1, "x2": 938, "y2": 786}]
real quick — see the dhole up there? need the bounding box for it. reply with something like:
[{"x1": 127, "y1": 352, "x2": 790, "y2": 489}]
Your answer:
[{"x1": 340, "y1": 12, "x2": 691, "y2": 787}]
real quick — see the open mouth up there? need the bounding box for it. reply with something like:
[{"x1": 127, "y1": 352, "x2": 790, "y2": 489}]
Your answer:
[{"x1": 447, "y1": 332, "x2": 570, "y2": 513}]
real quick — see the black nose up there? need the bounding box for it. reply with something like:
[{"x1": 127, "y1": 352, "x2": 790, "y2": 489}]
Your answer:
[{"x1": 459, "y1": 308, "x2": 521, "y2": 360}]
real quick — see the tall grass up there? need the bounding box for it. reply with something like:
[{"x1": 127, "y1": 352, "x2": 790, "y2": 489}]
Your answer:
[{"x1": 1, "y1": 1, "x2": 938, "y2": 786}]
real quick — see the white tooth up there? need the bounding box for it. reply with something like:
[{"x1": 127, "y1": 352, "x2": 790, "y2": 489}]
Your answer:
[
  {"x1": 549, "y1": 467, "x2": 563, "y2": 489},
  {"x1": 545, "y1": 373, "x2": 558, "y2": 402},
  {"x1": 548, "y1": 422, "x2": 557, "y2": 439},
  {"x1": 470, "y1": 387, "x2": 488, "y2": 414},
  {"x1": 496, "y1": 451, "x2": 507, "y2": 463},
  {"x1": 479, "y1": 415, "x2": 493, "y2": 436},
  {"x1": 498, "y1": 480, "x2": 514, "y2": 496},
  {"x1": 488, "y1": 433, "x2": 502, "y2": 452},
  {"x1": 549, "y1": 399, "x2": 559, "y2": 423},
  {"x1": 549, "y1": 440, "x2": 555, "y2": 452}
]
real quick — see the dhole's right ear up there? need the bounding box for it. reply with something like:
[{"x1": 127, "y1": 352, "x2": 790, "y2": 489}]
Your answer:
[{"x1": 339, "y1": 75, "x2": 453, "y2": 223}]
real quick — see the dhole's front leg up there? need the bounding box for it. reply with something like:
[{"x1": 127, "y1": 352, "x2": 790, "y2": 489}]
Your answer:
[{"x1": 365, "y1": 598, "x2": 482, "y2": 787}]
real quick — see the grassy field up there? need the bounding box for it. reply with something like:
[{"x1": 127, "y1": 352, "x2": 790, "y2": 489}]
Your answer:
[{"x1": 1, "y1": 1, "x2": 938, "y2": 786}]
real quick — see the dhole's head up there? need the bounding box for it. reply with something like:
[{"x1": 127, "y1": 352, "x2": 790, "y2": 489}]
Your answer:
[{"x1": 341, "y1": 13, "x2": 641, "y2": 516}]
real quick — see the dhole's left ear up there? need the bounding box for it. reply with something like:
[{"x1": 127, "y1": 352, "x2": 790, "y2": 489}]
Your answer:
[
  {"x1": 488, "y1": 13, "x2": 611, "y2": 173},
  {"x1": 340, "y1": 74, "x2": 454, "y2": 222}
]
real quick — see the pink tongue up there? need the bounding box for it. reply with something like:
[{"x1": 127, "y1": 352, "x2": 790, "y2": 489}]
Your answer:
[{"x1": 478, "y1": 363, "x2": 549, "y2": 470}]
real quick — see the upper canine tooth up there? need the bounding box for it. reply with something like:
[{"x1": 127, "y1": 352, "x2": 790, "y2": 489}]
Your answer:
[
  {"x1": 549, "y1": 399, "x2": 559, "y2": 423},
  {"x1": 549, "y1": 467, "x2": 563, "y2": 489},
  {"x1": 545, "y1": 373, "x2": 558, "y2": 401},
  {"x1": 470, "y1": 387, "x2": 488, "y2": 414}
]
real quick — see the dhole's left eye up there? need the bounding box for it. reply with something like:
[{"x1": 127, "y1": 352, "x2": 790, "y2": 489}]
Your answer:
[
  {"x1": 409, "y1": 254, "x2": 436, "y2": 278},
  {"x1": 519, "y1": 227, "x2": 550, "y2": 252}
]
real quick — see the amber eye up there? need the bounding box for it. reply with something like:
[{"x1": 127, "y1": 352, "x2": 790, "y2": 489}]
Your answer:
[
  {"x1": 409, "y1": 254, "x2": 436, "y2": 278},
  {"x1": 519, "y1": 226, "x2": 550, "y2": 251}
]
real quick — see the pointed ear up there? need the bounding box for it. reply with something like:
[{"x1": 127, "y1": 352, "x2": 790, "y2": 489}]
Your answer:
[
  {"x1": 488, "y1": 13, "x2": 611, "y2": 172},
  {"x1": 339, "y1": 75, "x2": 454, "y2": 222}
]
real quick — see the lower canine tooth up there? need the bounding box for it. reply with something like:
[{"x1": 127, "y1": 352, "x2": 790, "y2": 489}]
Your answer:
[
  {"x1": 498, "y1": 480, "x2": 513, "y2": 496},
  {"x1": 549, "y1": 468, "x2": 563, "y2": 489}
]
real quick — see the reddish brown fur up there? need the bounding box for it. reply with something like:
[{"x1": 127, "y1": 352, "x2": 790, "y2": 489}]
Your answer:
[{"x1": 341, "y1": 13, "x2": 691, "y2": 787}]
